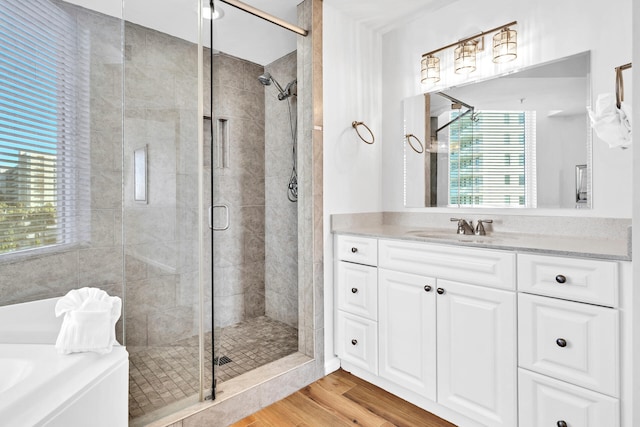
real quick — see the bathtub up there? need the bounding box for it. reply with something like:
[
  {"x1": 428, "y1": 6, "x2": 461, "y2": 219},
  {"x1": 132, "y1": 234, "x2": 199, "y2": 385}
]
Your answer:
[{"x1": 0, "y1": 298, "x2": 128, "y2": 427}]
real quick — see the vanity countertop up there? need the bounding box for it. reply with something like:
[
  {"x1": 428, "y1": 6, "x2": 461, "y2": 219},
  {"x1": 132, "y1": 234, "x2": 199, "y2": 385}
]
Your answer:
[{"x1": 332, "y1": 224, "x2": 631, "y2": 261}]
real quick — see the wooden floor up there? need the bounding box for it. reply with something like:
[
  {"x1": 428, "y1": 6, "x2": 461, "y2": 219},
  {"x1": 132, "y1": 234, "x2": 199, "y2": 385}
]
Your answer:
[{"x1": 230, "y1": 369, "x2": 456, "y2": 427}]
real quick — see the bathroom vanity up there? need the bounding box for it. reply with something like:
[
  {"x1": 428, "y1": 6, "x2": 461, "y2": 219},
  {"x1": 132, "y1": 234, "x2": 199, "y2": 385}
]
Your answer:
[{"x1": 333, "y1": 215, "x2": 631, "y2": 427}]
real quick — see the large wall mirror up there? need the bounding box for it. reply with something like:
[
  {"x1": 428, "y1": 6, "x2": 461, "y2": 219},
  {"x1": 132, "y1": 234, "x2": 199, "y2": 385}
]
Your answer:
[{"x1": 404, "y1": 51, "x2": 591, "y2": 209}]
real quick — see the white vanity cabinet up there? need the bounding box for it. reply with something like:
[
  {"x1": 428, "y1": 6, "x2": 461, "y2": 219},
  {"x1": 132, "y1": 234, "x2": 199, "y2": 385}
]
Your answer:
[
  {"x1": 517, "y1": 253, "x2": 621, "y2": 427},
  {"x1": 334, "y1": 233, "x2": 626, "y2": 427}
]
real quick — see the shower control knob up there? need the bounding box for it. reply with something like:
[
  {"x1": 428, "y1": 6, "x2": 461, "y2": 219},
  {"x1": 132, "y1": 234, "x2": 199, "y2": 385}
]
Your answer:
[
  {"x1": 351, "y1": 339, "x2": 358, "y2": 346},
  {"x1": 351, "y1": 288, "x2": 358, "y2": 294},
  {"x1": 351, "y1": 247, "x2": 358, "y2": 253},
  {"x1": 555, "y1": 274, "x2": 567, "y2": 284}
]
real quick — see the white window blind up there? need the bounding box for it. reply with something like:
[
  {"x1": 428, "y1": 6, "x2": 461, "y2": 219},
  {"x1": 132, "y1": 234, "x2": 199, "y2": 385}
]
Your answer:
[
  {"x1": 0, "y1": 0, "x2": 90, "y2": 255},
  {"x1": 449, "y1": 110, "x2": 536, "y2": 207}
]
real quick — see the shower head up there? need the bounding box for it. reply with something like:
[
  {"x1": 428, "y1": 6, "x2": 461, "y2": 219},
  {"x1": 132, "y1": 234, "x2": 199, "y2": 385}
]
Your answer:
[
  {"x1": 258, "y1": 72, "x2": 272, "y2": 86},
  {"x1": 258, "y1": 72, "x2": 294, "y2": 101}
]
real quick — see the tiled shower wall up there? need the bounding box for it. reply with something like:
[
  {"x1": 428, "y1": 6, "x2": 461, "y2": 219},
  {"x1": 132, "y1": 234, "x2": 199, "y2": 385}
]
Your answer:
[
  {"x1": 264, "y1": 52, "x2": 298, "y2": 328},
  {"x1": 210, "y1": 53, "x2": 267, "y2": 328}
]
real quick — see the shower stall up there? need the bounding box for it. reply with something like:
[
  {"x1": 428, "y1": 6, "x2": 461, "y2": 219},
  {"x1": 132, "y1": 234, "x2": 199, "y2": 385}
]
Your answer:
[{"x1": 0, "y1": 0, "x2": 323, "y2": 425}]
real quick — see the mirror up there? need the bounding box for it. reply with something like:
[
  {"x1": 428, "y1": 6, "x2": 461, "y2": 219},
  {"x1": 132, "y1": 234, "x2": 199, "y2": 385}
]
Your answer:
[{"x1": 404, "y1": 52, "x2": 591, "y2": 209}]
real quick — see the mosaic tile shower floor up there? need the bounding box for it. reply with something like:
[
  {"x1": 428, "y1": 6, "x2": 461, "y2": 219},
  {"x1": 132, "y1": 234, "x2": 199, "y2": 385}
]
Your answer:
[{"x1": 128, "y1": 316, "x2": 298, "y2": 419}]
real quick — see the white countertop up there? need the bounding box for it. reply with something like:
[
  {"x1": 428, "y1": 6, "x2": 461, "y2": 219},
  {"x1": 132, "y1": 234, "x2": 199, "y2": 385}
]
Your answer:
[{"x1": 332, "y1": 224, "x2": 631, "y2": 261}]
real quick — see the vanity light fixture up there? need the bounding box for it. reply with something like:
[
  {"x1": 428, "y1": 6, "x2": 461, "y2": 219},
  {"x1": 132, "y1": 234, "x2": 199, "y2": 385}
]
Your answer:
[
  {"x1": 421, "y1": 54, "x2": 441, "y2": 83},
  {"x1": 492, "y1": 27, "x2": 517, "y2": 63},
  {"x1": 454, "y1": 41, "x2": 478, "y2": 74},
  {"x1": 421, "y1": 21, "x2": 517, "y2": 83}
]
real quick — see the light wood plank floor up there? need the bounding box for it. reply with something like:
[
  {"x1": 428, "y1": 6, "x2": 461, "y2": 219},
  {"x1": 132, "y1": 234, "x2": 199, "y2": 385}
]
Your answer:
[{"x1": 230, "y1": 369, "x2": 457, "y2": 427}]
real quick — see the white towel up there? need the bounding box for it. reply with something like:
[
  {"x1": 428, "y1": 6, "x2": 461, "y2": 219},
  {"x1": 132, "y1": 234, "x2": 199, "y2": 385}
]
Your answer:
[
  {"x1": 54, "y1": 287, "x2": 122, "y2": 355},
  {"x1": 588, "y1": 93, "x2": 632, "y2": 149}
]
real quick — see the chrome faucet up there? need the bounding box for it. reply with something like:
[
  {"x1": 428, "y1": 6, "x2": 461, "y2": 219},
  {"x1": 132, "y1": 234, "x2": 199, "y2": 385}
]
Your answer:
[{"x1": 450, "y1": 218, "x2": 474, "y2": 235}]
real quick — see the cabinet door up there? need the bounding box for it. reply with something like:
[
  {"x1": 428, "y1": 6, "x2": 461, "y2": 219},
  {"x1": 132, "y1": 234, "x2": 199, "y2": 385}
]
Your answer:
[
  {"x1": 519, "y1": 293, "x2": 619, "y2": 396},
  {"x1": 436, "y1": 279, "x2": 517, "y2": 427},
  {"x1": 336, "y1": 261, "x2": 377, "y2": 320},
  {"x1": 519, "y1": 369, "x2": 619, "y2": 427},
  {"x1": 335, "y1": 311, "x2": 378, "y2": 374},
  {"x1": 378, "y1": 269, "x2": 436, "y2": 400}
]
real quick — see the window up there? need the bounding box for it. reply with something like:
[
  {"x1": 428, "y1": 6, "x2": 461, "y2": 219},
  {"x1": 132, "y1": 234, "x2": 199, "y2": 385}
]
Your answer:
[
  {"x1": 0, "y1": 1, "x2": 89, "y2": 255},
  {"x1": 449, "y1": 110, "x2": 536, "y2": 207}
]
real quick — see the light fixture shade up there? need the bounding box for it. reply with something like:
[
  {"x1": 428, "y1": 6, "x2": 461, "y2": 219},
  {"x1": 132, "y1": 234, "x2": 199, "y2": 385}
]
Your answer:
[
  {"x1": 421, "y1": 55, "x2": 440, "y2": 83},
  {"x1": 454, "y1": 41, "x2": 477, "y2": 74},
  {"x1": 493, "y1": 27, "x2": 517, "y2": 63}
]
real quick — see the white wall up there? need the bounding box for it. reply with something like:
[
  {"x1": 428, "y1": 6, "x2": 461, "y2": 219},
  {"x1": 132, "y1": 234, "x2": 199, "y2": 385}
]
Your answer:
[
  {"x1": 381, "y1": 0, "x2": 633, "y2": 217},
  {"x1": 631, "y1": 2, "x2": 640, "y2": 424},
  {"x1": 322, "y1": 2, "x2": 383, "y2": 368}
]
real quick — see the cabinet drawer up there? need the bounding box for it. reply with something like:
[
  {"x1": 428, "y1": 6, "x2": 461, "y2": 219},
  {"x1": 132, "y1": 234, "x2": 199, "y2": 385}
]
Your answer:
[
  {"x1": 336, "y1": 235, "x2": 378, "y2": 265},
  {"x1": 336, "y1": 262, "x2": 377, "y2": 320},
  {"x1": 335, "y1": 311, "x2": 378, "y2": 374},
  {"x1": 518, "y1": 253, "x2": 618, "y2": 307},
  {"x1": 519, "y1": 369, "x2": 619, "y2": 427},
  {"x1": 518, "y1": 293, "x2": 619, "y2": 396},
  {"x1": 379, "y1": 239, "x2": 515, "y2": 290}
]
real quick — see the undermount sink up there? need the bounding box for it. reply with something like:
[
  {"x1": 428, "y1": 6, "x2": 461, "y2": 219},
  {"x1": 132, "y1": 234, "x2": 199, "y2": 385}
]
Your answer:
[{"x1": 404, "y1": 229, "x2": 496, "y2": 243}]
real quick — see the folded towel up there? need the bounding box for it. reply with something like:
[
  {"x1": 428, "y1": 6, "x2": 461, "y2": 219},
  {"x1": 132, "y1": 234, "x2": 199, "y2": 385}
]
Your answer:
[
  {"x1": 588, "y1": 93, "x2": 632, "y2": 149},
  {"x1": 54, "y1": 287, "x2": 122, "y2": 355}
]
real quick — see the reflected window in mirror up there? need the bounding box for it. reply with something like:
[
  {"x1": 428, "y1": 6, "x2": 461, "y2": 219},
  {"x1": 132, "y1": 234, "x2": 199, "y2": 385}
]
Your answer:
[{"x1": 446, "y1": 109, "x2": 536, "y2": 208}]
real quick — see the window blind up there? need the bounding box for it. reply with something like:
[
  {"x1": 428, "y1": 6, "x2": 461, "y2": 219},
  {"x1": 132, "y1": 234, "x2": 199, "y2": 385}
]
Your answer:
[
  {"x1": 0, "y1": 0, "x2": 90, "y2": 255},
  {"x1": 449, "y1": 110, "x2": 536, "y2": 208}
]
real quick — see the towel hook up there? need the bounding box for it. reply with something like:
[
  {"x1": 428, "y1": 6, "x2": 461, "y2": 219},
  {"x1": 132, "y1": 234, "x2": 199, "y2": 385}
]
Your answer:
[
  {"x1": 615, "y1": 62, "x2": 631, "y2": 109},
  {"x1": 352, "y1": 121, "x2": 375, "y2": 144},
  {"x1": 405, "y1": 134, "x2": 424, "y2": 154}
]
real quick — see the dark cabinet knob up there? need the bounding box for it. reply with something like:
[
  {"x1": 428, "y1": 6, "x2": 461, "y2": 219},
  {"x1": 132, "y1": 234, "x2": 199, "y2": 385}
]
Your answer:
[
  {"x1": 351, "y1": 288, "x2": 358, "y2": 294},
  {"x1": 351, "y1": 339, "x2": 358, "y2": 346},
  {"x1": 351, "y1": 247, "x2": 358, "y2": 253},
  {"x1": 436, "y1": 288, "x2": 445, "y2": 295},
  {"x1": 557, "y1": 421, "x2": 567, "y2": 427},
  {"x1": 556, "y1": 338, "x2": 567, "y2": 348},
  {"x1": 424, "y1": 285, "x2": 432, "y2": 292},
  {"x1": 555, "y1": 274, "x2": 567, "y2": 284}
]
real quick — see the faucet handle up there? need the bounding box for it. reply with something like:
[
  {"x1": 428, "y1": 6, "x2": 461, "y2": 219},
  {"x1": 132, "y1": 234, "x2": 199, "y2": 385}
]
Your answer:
[{"x1": 475, "y1": 219, "x2": 493, "y2": 236}]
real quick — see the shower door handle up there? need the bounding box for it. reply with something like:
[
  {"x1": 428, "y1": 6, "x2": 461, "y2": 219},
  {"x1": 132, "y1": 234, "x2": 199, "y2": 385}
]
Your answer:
[{"x1": 209, "y1": 204, "x2": 230, "y2": 231}]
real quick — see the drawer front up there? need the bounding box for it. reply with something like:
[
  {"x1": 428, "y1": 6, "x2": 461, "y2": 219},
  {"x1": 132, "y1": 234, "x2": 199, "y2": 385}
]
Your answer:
[
  {"x1": 335, "y1": 311, "x2": 378, "y2": 374},
  {"x1": 519, "y1": 369, "x2": 619, "y2": 427},
  {"x1": 336, "y1": 235, "x2": 378, "y2": 265},
  {"x1": 379, "y1": 239, "x2": 515, "y2": 290},
  {"x1": 518, "y1": 293, "x2": 619, "y2": 396},
  {"x1": 518, "y1": 253, "x2": 618, "y2": 307},
  {"x1": 336, "y1": 261, "x2": 377, "y2": 320}
]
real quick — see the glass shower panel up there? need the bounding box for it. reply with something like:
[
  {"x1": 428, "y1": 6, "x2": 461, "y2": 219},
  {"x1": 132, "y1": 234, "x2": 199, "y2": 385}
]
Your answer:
[
  {"x1": 123, "y1": 0, "x2": 207, "y2": 422},
  {"x1": 208, "y1": 1, "x2": 299, "y2": 393}
]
